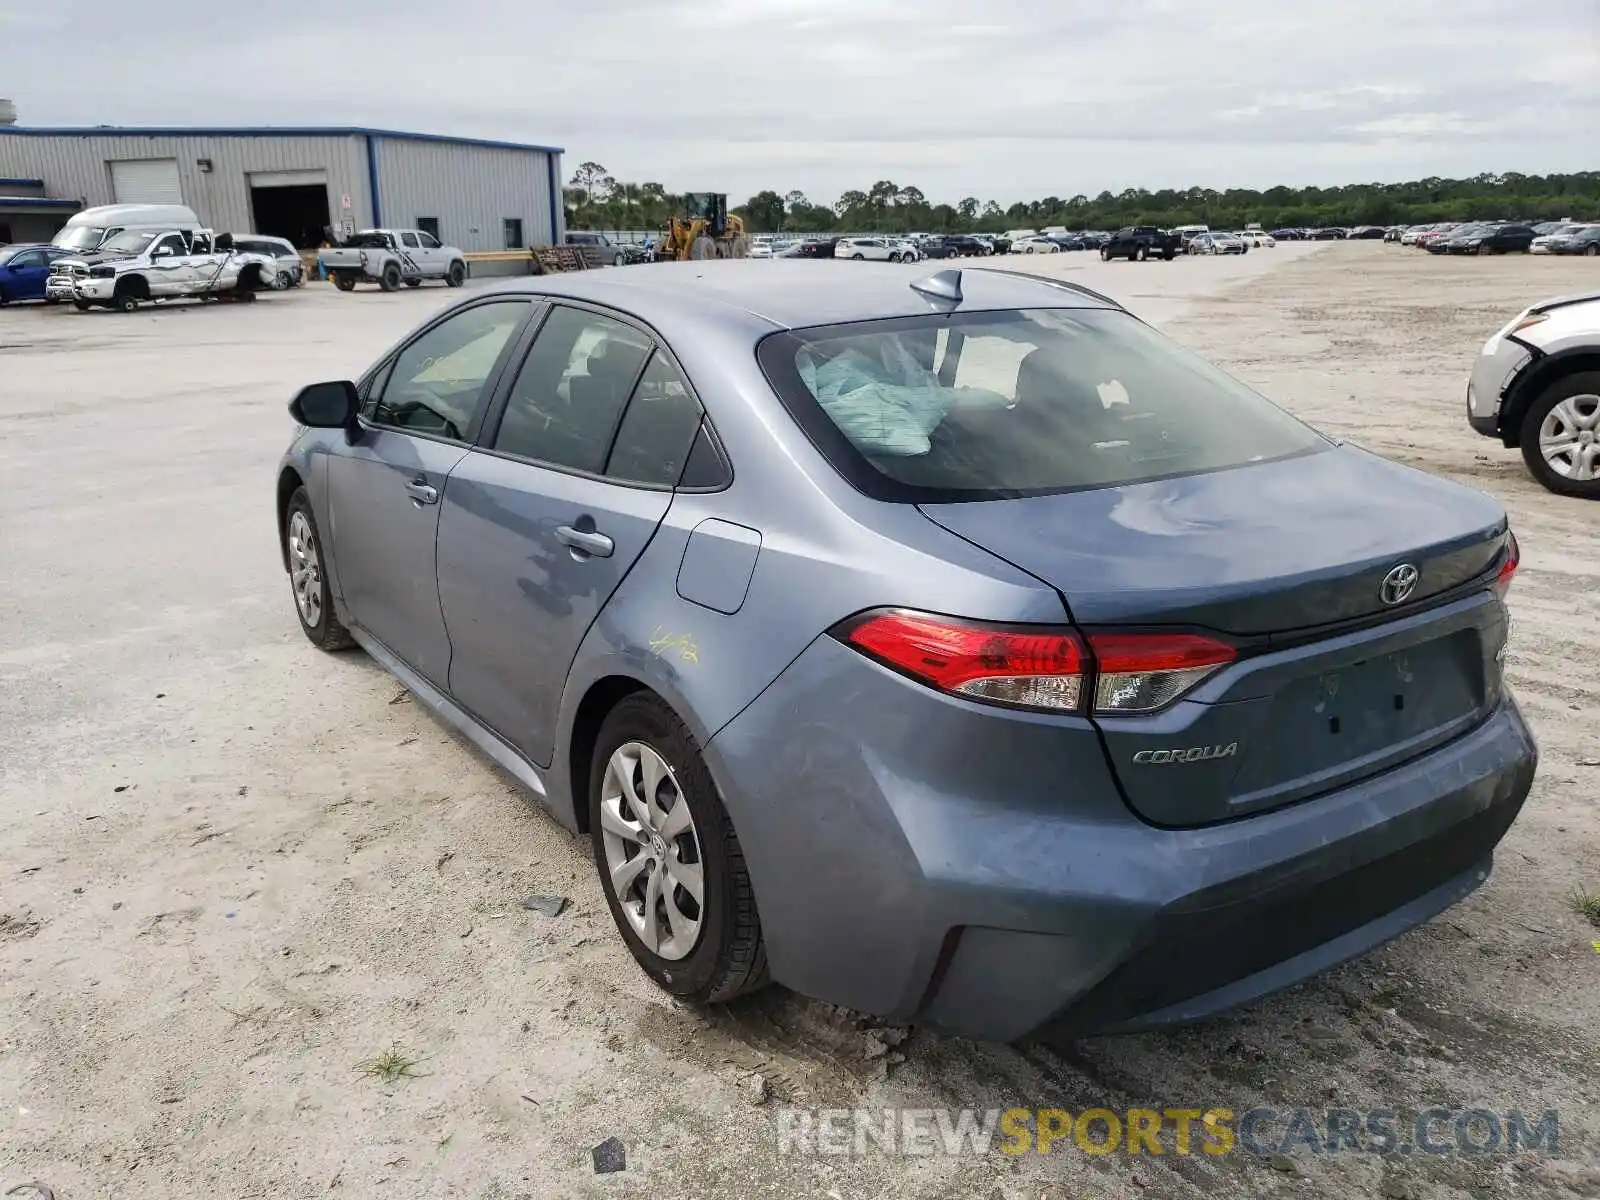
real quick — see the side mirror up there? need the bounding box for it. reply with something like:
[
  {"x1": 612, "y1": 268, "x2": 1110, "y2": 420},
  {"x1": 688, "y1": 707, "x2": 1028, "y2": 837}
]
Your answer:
[
  {"x1": 214, "y1": 232, "x2": 234, "y2": 252},
  {"x1": 152, "y1": 247, "x2": 173, "y2": 258},
  {"x1": 289, "y1": 380, "x2": 360, "y2": 428}
]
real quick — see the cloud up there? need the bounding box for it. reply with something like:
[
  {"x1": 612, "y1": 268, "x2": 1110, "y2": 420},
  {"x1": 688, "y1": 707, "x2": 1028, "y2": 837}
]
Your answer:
[{"x1": 4, "y1": 0, "x2": 1596, "y2": 204}]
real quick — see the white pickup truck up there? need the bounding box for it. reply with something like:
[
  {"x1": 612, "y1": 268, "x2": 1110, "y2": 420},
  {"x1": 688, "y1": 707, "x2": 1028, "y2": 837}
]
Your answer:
[
  {"x1": 319, "y1": 228, "x2": 468, "y2": 292},
  {"x1": 45, "y1": 229, "x2": 278, "y2": 312}
]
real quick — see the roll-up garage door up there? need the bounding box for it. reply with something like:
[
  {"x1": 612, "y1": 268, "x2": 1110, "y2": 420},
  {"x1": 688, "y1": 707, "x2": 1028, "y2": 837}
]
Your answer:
[
  {"x1": 110, "y1": 158, "x2": 184, "y2": 204},
  {"x1": 248, "y1": 169, "x2": 328, "y2": 189}
]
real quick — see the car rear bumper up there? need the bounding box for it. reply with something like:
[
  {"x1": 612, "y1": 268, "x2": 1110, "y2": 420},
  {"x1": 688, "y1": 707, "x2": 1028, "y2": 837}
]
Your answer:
[{"x1": 707, "y1": 636, "x2": 1537, "y2": 1042}]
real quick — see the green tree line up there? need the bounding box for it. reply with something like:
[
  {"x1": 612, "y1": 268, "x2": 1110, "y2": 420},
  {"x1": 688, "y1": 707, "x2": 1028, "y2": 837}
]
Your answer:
[{"x1": 566, "y1": 164, "x2": 1600, "y2": 235}]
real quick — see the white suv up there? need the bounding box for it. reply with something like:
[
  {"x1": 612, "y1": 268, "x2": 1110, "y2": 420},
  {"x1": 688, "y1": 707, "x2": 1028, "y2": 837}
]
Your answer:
[
  {"x1": 1467, "y1": 290, "x2": 1600, "y2": 497},
  {"x1": 834, "y1": 237, "x2": 902, "y2": 262}
]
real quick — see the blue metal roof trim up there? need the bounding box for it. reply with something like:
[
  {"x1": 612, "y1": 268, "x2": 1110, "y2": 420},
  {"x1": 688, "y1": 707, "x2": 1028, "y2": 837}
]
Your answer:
[
  {"x1": 0, "y1": 125, "x2": 565, "y2": 155},
  {"x1": 0, "y1": 196, "x2": 82, "y2": 209},
  {"x1": 0, "y1": 177, "x2": 46, "y2": 188}
]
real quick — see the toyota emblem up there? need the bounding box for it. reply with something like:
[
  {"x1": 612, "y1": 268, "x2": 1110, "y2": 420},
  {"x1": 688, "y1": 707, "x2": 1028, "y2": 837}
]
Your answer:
[{"x1": 1380, "y1": 563, "x2": 1420, "y2": 606}]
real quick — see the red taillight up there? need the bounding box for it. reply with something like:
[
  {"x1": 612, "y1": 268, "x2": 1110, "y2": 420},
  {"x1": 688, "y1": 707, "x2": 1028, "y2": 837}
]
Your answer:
[
  {"x1": 1495, "y1": 531, "x2": 1519, "y2": 599},
  {"x1": 1087, "y1": 631, "x2": 1237, "y2": 713},
  {"x1": 840, "y1": 610, "x2": 1088, "y2": 712},
  {"x1": 836, "y1": 610, "x2": 1236, "y2": 715}
]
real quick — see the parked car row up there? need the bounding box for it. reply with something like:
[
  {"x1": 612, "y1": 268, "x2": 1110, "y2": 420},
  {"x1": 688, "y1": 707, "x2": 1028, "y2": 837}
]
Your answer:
[
  {"x1": 1396, "y1": 220, "x2": 1598, "y2": 256},
  {"x1": 1, "y1": 203, "x2": 320, "y2": 311}
]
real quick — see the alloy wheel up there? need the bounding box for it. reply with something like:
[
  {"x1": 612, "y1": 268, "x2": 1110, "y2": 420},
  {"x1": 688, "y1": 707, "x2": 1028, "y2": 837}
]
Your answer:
[
  {"x1": 1540, "y1": 394, "x2": 1600, "y2": 481},
  {"x1": 599, "y1": 741, "x2": 704, "y2": 960},
  {"x1": 287, "y1": 510, "x2": 324, "y2": 625}
]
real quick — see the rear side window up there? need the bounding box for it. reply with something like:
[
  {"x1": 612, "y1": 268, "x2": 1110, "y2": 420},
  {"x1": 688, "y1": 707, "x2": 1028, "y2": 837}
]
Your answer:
[
  {"x1": 758, "y1": 308, "x2": 1326, "y2": 501},
  {"x1": 605, "y1": 351, "x2": 703, "y2": 486}
]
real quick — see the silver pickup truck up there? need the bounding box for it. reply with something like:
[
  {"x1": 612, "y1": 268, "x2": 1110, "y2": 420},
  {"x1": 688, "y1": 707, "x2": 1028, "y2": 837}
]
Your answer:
[
  {"x1": 319, "y1": 228, "x2": 468, "y2": 291},
  {"x1": 45, "y1": 229, "x2": 278, "y2": 312}
]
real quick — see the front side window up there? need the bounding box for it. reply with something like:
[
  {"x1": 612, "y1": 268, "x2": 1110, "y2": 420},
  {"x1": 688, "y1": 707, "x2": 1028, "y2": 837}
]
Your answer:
[
  {"x1": 419, "y1": 232, "x2": 441, "y2": 249},
  {"x1": 372, "y1": 301, "x2": 528, "y2": 440},
  {"x1": 493, "y1": 307, "x2": 652, "y2": 473},
  {"x1": 150, "y1": 234, "x2": 186, "y2": 257},
  {"x1": 401, "y1": 232, "x2": 420, "y2": 249},
  {"x1": 7, "y1": 250, "x2": 45, "y2": 268},
  {"x1": 759, "y1": 307, "x2": 1326, "y2": 501}
]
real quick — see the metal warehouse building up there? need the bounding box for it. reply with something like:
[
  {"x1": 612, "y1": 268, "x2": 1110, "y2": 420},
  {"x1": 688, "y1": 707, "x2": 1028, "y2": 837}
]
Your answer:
[{"x1": 0, "y1": 126, "x2": 564, "y2": 252}]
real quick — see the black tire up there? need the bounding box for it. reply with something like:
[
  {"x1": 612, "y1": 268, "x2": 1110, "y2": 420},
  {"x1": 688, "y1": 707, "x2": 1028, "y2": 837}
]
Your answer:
[
  {"x1": 379, "y1": 262, "x2": 402, "y2": 292},
  {"x1": 73, "y1": 299, "x2": 92, "y2": 311},
  {"x1": 1134, "y1": 245, "x2": 1148, "y2": 262},
  {"x1": 283, "y1": 487, "x2": 357, "y2": 649},
  {"x1": 446, "y1": 260, "x2": 466, "y2": 287},
  {"x1": 1163, "y1": 250, "x2": 1175, "y2": 261},
  {"x1": 333, "y1": 271, "x2": 357, "y2": 292},
  {"x1": 405, "y1": 278, "x2": 422, "y2": 288},
  {"x1": 1519, "y1": 371, "x2": 1600, "y2": 499},
  {"x1": 1100, "y1": 248, "x2": 1111, "y2": 262},
  {"x1": 589, "y1": 694, "x2": 768, "y2": 1004},
  {"x1": 851, "y1": 253, "x2": 864, "y2": 260},
  {"x1": 112, "y1": 290, "x2": 138, "y2": 313},
  {"x1": 1586, "y1": 245, "x2": 1597, "y2": 257},
  {"x1": 0, "y1": 290, "x2": 8, "y2": 306},
  {"x1": 275, "y1": 270, "x2": 292, "y2": 290},
  {"x1": 889, "y1": 252, "x2": 902, "y2": 263}
]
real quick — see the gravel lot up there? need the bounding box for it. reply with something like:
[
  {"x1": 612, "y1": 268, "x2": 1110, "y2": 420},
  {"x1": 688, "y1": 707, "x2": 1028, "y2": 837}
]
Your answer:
[{"x1": 1, "y1": 244, "x2": 1596, "y2": 1199}]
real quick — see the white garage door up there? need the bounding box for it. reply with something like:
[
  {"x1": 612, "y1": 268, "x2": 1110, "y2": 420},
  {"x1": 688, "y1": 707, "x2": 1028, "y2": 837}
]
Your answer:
[{"x1": 110, "y1": 158, "x2": 184, "y2": 205}]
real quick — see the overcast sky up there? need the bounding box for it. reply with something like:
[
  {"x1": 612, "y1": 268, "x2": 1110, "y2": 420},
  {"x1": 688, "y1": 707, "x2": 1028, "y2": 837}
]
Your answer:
[{"x1": 3, "y1": 0, "x2": 1596, "y2": 206}]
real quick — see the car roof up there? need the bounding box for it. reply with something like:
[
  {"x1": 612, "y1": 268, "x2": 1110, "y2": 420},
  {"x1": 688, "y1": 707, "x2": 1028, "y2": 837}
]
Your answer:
[{"x1": 482, "y1": 259, "x2": 1122, "y2": 330}]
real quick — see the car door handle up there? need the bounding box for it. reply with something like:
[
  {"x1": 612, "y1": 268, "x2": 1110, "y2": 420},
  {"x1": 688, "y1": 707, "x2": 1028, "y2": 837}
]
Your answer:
[
  {"x1": 404, "y1": 477, "x2": 438, "y2": 506},
  {"x1": 555, "y1": 525, "x2": 614, "y2": 558}
]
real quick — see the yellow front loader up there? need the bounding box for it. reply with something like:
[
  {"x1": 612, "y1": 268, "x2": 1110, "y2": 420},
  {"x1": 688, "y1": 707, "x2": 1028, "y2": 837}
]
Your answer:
[{"x1": 656, "y1": 193, "x2": 750, "y2": 261}]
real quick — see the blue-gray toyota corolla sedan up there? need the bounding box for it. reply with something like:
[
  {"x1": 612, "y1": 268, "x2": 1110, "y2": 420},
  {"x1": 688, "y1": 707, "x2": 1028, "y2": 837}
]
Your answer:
[{"x1": 276, "y1": 261, "x2": 1535, "y2": 1042}]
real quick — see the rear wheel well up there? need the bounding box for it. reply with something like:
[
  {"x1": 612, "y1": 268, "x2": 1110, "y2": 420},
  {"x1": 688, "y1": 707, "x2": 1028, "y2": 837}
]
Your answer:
[
  {"x1": 1503, "y1": 351, "x2": 1600, "y2": 446},
  {"x1": 567, "y1": 676, "x2": 650, "y2": 833},
  {"x1": 276, "y1": 467, "x2": 304, "y2": 570}
]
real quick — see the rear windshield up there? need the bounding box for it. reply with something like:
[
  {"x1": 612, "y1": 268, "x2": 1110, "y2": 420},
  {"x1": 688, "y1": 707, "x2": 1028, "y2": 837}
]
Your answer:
[{"x1": 758, "y1": 308, "x2": 1326, "y2": 501}]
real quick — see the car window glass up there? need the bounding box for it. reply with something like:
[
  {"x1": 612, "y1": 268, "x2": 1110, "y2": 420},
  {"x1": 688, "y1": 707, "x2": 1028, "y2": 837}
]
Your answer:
[
  {"x1": 419, "y1": 232, "x2": 441, "y2": 249},
  {"x1": 401, "y1": 232, "x2": 420, "y2": 248},
  {"x1": 372, "y1": 302, "x2": 527, "y2": 440},
  {"x1": 494, "y1": 307, "x2": 653, "y2": 473},
  {"x1": 152, "y1": 234, "x2": 185, "y2": 257},
  {"x1": 11, "y1": 250, "x2": 43, "y2": 267},
  {"x1": 767, "y1": 307, "x2": 1324, "y2": 498},
  {"x1": 605, "y1": 351, "x2": 704, "y2": 486}
]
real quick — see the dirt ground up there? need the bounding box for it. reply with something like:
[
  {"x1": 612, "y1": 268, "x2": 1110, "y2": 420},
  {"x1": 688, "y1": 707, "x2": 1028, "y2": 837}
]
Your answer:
[{"x1": 1, "y1": 244, "x2": 1596, "y2": 1200}]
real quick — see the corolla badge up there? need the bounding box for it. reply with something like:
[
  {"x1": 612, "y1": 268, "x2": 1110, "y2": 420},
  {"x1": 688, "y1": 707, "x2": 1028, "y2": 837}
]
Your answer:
[
  {"x1": 1133, "y1": 743, "x2": 1238, "y2": 765},
  {"x1": 1380, "y1": 563, "x2": 1420, "y2": 606}
]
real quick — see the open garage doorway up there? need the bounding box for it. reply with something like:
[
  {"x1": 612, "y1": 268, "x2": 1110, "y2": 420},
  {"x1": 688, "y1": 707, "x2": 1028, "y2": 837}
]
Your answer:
[{"x1": 248, "y1": 170, "x2": 331, "y2": 249}]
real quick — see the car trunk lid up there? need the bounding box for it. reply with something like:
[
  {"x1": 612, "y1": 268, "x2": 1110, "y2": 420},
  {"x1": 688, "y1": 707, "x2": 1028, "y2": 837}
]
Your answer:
[{"x1": 919, "y1": 446, "x2": 1512, "y2": 826}]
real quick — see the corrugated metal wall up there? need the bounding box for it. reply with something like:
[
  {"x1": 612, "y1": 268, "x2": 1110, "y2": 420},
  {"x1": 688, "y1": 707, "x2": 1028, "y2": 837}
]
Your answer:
[
  {"x1": 374, "y1": 138, "x2": 562, "y2": 253},
  {"x1": 0, "y1": 133, "x2": 373, "y2": 236}
]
